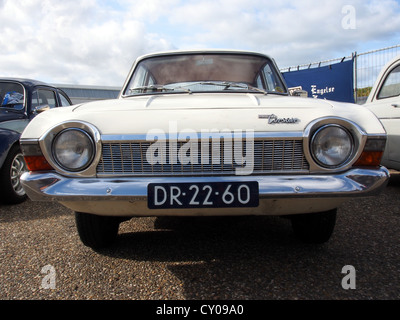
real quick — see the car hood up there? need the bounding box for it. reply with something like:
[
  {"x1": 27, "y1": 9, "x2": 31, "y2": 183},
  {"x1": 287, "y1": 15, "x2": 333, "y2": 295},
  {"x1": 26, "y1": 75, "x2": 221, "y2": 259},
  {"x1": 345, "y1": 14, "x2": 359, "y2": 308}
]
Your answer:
[{"x1": 21, "y1": 93, "x2": 386, "y2": 138}]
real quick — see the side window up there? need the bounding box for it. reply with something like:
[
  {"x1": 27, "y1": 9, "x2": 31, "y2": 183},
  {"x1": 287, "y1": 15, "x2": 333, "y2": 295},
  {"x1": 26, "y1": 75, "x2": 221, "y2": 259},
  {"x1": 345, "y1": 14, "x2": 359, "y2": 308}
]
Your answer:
[
  {"x1": 58, "y1": 91, "x2": 72, "y2": 106},
  {"x1": 124, "y1": 65, "x2": 155, "y2": 94},
  {"x1": 255, "y1": 74, "x2": 264, "y2": 89},
  {"x1": 130, "y1": 65, "x2": 147, "y2": 88},
  {"x1": 263, "y1": 64, "x2": 276, "y2": 91},
  {"x1": 31, "y1": 91, "x2": 39, "y2": 109},
  {"x1": 262, "y1": 64, "x2": 285, "y2": 93},
  {"x1": 37, "y1": 89, "x2": 57, "y2": 108},
  {"x1": 378, "y1": 65, "x2": 400, "y2": 99},
  {"x1": 0, "y1": 82, "x2": 25, "y2": 111}
]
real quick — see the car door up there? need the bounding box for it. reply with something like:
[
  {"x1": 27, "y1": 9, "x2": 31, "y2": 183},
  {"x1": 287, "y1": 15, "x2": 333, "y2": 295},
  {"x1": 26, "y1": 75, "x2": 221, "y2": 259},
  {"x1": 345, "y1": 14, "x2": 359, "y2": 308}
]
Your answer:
[
  {"x1": 366, "y1": 61, "x2": 400, "y2": 168},
  {"x1": 30, "y1": 87, "x2": 60, "y2": 118}
]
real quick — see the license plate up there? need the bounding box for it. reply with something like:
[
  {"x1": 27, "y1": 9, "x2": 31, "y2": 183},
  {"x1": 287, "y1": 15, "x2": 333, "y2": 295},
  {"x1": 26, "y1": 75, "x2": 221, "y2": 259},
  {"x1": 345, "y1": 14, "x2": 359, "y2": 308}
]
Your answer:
[{"x1": 148, "y1": 182, "x2": 259, "y2": 209}]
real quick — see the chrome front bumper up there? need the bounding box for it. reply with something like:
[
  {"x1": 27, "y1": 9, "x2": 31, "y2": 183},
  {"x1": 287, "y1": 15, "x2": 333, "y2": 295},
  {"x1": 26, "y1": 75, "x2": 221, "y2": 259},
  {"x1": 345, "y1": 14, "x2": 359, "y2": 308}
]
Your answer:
[{"x1": 21, "y1": 167, "x2": 390, "y2": 216}]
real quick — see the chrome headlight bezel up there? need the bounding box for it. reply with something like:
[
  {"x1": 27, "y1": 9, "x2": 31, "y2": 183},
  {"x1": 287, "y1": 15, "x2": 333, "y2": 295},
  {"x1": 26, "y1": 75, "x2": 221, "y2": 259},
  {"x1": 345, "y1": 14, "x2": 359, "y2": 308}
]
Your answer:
[
  {"x1": 303, "y1": 117, "x2": 367, "y2": 172},
  {"x1": 310, "y1": 124, "x2": 354, "y2": 169},
  {"x1": 52, "y1": 128, "x2": 95, "y2": 172},
  {"x1": 39, "y1": 121, "x2": 101, "y2": 177}
]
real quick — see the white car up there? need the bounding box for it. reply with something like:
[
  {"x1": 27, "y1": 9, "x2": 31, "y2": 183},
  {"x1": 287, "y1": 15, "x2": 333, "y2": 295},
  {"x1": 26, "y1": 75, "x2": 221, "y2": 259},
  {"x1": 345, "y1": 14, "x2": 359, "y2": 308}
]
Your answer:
[
  {"x1": 364, "y1": 54, "x2": 400, "y2": 170},
  {"x1": 20, "y1": 50, "x2": 389, "y2": 250}
]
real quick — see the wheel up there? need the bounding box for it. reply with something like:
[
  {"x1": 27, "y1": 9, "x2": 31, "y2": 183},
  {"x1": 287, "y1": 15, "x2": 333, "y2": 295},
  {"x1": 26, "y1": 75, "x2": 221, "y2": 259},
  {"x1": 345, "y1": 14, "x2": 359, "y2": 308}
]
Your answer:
[
  {"x1": 290, "y1": 209, "x2": 337, "y2": 244},
  {"x1": 0, "y1": 145, "x2": 28, "y2": 204},
  {"x1": 75, "y1": 212, "x2": 121, "y2": 249}
]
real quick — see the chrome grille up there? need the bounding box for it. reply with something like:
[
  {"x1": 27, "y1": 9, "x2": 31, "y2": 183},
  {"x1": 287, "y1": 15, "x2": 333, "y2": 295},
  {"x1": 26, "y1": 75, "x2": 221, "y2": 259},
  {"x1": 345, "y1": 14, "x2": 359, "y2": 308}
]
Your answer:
[{"x1": 96, "y1": 139, "x2": 309, "y2": 176}]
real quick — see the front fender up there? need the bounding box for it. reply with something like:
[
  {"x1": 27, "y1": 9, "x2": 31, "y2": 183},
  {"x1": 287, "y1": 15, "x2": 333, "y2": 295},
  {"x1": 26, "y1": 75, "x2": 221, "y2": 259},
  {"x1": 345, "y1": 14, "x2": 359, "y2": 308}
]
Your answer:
[{"x1": 0, "y1": 128, "x2": 21, "y2": 169}]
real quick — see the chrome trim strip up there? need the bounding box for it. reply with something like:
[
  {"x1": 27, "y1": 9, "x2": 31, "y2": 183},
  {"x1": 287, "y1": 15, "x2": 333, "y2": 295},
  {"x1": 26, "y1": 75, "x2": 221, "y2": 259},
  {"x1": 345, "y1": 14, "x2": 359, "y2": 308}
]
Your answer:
[
  {"x1": 21, "y1": 167, "x2": 389, "y2": 203},
  {"x1": 100, "y1": 131, "x2": 304, "y2": 143},
  {"x1": 95, "y1": 170, "x2": 311, "y2": 178},
  {"x1": 379, "y1": 117, "x2": 400, "y2": 120},
  {"x1": 20, "y1": 138, "x2": 40, "y2": 144}
]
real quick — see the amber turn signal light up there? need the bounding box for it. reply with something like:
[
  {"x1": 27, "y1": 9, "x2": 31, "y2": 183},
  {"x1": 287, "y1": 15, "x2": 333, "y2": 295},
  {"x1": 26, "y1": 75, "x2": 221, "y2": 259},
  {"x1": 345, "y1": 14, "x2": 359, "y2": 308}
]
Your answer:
[
  {"x1": 353, "y1": 137, "x2": 386, "y2": 167},
  {"x1": 353, "y1": 151, "x2": 384, "y2": 167},
  {"x1": 24, "y1": 156, "x2": 53, "y2": 171}
]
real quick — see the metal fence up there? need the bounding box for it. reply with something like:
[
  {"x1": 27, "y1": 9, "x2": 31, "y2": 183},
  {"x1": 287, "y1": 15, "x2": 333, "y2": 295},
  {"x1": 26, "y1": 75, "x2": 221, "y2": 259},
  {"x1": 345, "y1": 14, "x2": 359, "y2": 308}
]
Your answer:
[{"x1": 280, "y1": 44, "x2": 400, "y2": 104}]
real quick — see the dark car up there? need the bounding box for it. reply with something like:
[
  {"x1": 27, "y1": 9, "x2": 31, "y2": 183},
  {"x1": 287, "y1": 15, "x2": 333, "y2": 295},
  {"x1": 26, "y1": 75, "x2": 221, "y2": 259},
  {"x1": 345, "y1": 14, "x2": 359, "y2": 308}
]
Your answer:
[{"x1": 0, "y1": 78, "x2": 72, "y2": 204}]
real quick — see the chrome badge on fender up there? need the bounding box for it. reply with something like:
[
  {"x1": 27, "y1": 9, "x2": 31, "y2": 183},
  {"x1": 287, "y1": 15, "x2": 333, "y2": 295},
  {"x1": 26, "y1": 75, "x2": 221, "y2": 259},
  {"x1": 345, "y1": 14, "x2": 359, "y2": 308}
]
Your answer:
[{"x1": 258, "y1": 114, "x2": 300, "y2": 124}]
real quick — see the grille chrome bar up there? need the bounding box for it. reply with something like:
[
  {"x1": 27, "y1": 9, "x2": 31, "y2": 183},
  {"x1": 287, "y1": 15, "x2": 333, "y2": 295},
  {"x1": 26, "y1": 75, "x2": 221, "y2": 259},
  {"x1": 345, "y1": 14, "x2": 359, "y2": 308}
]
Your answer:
[{"x1": 97, "y1": 138, "x2": 309, "y2": 176}]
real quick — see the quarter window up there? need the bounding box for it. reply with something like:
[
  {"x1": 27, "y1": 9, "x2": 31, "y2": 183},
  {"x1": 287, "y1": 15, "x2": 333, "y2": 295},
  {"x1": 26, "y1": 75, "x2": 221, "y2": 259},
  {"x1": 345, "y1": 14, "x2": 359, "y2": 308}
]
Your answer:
[
  {"x1": 58, "y1": 91, "x2": 72, "y2": 106},
  {"x1": 378, "y1": 65, "x2": 400, "y2": 99},
  {"x1": 263, "y1": 64, "x2": 284, "y2": 93}
]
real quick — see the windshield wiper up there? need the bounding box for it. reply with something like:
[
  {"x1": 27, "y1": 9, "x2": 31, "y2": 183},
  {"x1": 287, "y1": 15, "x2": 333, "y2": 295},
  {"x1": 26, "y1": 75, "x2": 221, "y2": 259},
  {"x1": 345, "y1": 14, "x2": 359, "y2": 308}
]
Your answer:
[
  {"x1": 199, "y1": 81, "x2": 268, "y2": 94},
  {"x1": 127, "y1": 82, "x2": 268, "y2": 96},
  {"x1": 127, "y1": 85, "x2": 171, "y2": 94},
  {"x1": 127, "y1": 84, "x2": 192, "y2": 95},
  {"x1": 170, "y1": 86, "x2": 192, "y2": 94},
  {"x1": 245, "y1": 85, "x2": 268, "y2": 95}
]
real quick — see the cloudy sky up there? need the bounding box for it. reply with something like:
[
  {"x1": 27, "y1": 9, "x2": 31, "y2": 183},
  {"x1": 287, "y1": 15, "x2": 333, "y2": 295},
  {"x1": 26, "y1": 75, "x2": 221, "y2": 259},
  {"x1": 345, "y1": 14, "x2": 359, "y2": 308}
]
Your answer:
[{"x1": 0, "y1": 0, "x2": 399, "y2": 87}]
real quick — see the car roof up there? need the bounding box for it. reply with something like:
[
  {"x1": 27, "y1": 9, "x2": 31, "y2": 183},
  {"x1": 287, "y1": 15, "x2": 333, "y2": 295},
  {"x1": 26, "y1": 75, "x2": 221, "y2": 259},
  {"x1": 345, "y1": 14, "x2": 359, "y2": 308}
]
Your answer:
[
  {"x1": 135, "y1": 49, "x2": 274, "y2": 62},
  {"x1": 0, "y1": 77, "x2": 55, "y2": 89}
]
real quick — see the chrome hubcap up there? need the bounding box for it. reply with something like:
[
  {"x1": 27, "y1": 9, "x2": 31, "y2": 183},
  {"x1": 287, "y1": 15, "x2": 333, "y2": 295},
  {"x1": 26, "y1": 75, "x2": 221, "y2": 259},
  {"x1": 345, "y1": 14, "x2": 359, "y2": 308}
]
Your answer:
[{"x1": 10, "y1": 153, "x2": 27, "y2": 196}]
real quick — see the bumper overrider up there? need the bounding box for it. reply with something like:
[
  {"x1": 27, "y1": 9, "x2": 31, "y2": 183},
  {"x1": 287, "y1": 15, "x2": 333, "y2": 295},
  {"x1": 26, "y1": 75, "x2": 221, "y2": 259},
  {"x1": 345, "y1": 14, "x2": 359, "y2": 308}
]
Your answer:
[{"x1": 20, "y1": 168, "x2": 389, "y2": 217}]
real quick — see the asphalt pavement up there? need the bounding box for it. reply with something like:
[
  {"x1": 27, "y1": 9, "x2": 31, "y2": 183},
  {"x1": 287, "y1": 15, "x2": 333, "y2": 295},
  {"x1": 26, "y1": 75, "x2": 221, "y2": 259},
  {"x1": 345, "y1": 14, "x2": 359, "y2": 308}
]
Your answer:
[{"x1": 0, "y1": 171, "x2": 399, "y2": 301}]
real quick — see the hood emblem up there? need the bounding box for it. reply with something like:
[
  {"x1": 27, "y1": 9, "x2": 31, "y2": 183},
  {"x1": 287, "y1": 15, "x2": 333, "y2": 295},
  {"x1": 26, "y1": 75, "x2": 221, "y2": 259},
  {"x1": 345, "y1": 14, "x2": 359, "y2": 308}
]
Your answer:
[{"x1": 258, "y1": 114, "x2": 300, "y2": 124}]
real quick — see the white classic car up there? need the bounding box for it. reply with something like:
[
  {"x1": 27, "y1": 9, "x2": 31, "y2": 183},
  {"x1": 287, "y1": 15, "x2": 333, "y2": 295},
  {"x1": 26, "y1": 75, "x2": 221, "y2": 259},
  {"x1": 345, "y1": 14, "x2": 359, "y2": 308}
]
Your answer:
[
  {"x1": 364, "y1": 54, "x2": 400, "y2": 170},
  {"x1": 20, "y1": 50, "x2": 389, "y2": 250}
]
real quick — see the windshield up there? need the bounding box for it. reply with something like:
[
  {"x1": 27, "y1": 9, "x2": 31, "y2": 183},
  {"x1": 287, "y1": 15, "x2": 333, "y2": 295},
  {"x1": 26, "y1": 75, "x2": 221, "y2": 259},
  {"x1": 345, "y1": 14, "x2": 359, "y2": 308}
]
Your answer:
[
  {"x1": 123, "y1": 53, "x2": 287, "y2": 96},
  {"x1": 0, "y1": 82, "x2": 25, "y2": 111}
]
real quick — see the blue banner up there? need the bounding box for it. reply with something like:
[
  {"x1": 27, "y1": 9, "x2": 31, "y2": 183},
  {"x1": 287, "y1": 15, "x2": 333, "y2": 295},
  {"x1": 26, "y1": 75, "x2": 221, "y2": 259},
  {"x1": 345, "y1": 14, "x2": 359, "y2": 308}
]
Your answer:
[{"x1": 282, "y1": 59, "x2": 354, "y2": 103}]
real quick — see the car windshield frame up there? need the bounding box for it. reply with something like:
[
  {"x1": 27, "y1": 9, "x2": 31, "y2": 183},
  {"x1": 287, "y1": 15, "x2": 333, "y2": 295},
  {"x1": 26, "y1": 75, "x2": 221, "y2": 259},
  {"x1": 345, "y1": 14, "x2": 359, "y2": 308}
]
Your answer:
[{"x1": 122, "y1": 52, "x2": 288, "y2": 97}]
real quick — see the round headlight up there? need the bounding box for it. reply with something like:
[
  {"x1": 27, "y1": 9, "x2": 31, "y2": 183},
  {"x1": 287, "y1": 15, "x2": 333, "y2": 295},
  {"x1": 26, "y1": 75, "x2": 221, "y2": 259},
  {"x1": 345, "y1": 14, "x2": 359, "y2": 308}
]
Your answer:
[
  {"x1": 311, "y1": 125, "x2": 354, "y2": 168},
  {"x1": 52, "y1": 128, "x2": 95, "y2": 171}
]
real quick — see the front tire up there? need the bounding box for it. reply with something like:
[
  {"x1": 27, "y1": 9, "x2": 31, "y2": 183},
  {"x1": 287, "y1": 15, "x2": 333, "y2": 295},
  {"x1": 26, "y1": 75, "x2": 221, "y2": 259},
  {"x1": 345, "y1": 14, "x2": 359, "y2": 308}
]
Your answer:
[
  {"x1": 0, "y1": 145, "x2": 28, "y2": 204},
  {"x1": 75, "y1": 212, "x2": 121, "y2": 249},
  {"x1": 290, "y1": 209, "x2": 337, "y2": 244}
]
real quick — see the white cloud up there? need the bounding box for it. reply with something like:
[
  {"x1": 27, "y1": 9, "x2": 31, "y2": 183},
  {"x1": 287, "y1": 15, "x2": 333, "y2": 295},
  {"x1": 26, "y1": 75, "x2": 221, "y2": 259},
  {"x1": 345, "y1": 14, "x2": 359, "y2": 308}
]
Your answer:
[
  {"x1": 164, "y1": 0, "x2": 400, "y2": 67},
  {"x1": 0, "y1": 0, "x2": 174, "y2": 86},
  {"x1": 0, "y1": 0, "x2": 399, "y2": 86}
]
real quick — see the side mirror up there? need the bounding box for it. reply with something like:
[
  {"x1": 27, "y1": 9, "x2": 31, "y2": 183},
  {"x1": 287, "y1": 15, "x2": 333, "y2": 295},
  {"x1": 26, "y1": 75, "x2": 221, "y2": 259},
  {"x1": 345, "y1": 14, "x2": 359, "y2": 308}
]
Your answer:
[
  {"x1": 34, "y1": 104, "x2": 50, "y2": 114},
  {"x1": 289, "y1": 87, "x2": 308, "y2": 98}
]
